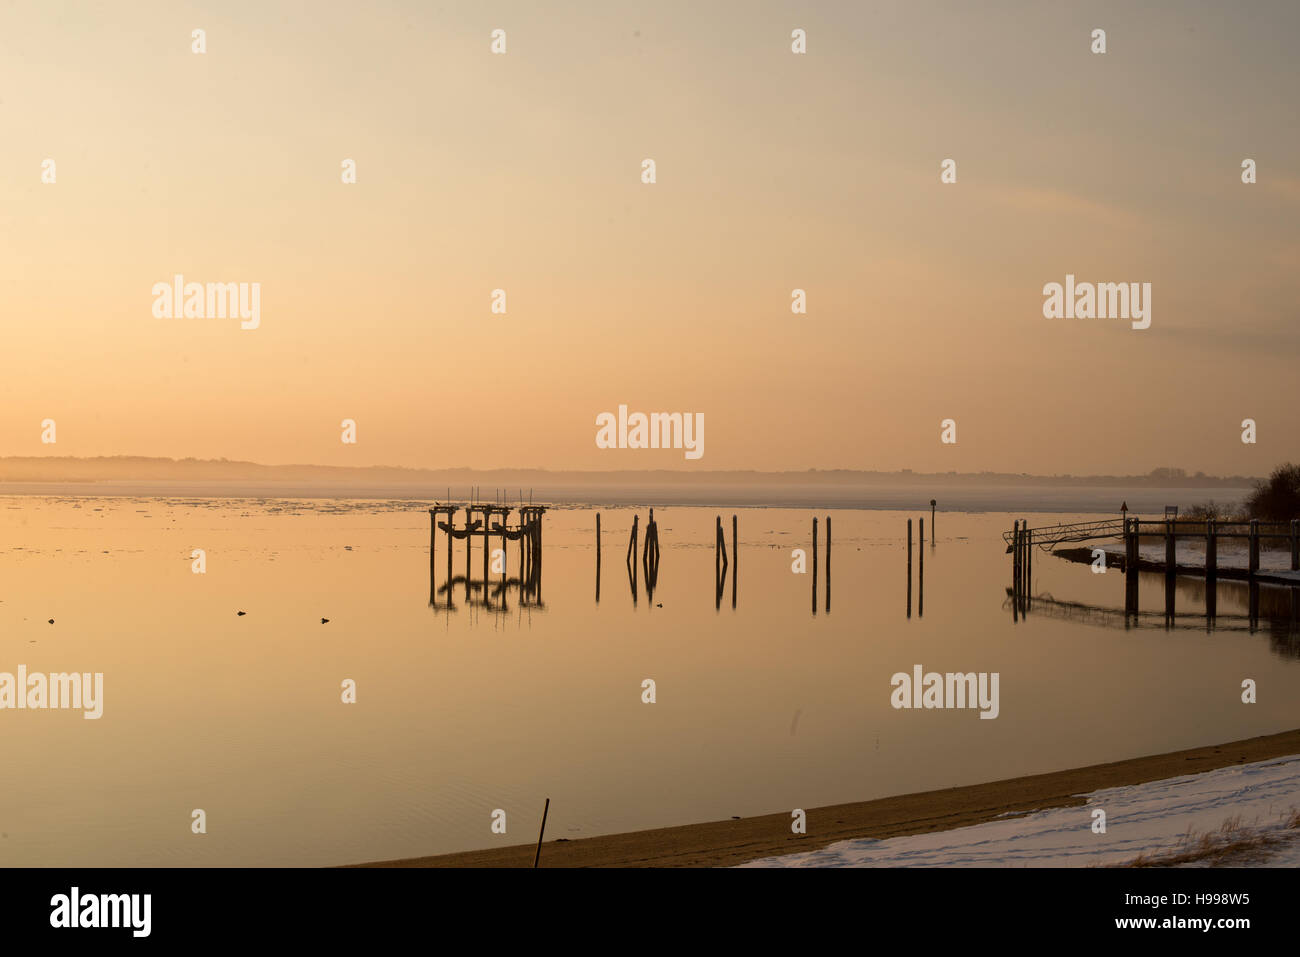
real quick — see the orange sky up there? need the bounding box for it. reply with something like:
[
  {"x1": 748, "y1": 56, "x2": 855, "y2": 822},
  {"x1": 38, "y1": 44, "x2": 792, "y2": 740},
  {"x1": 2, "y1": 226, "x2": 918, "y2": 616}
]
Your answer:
[{"x1": 1, "y1": 1, "x2": 1296, "y2": 474}]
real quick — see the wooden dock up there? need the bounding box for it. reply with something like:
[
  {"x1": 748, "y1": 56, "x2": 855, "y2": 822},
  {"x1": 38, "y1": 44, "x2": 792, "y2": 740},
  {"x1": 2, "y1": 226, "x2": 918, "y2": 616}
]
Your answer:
[
  {"x1": 428, "y1": 504, "x2": 546, "y2": 610},
  {"x1": 1006, "y1": 516, "x2": 1300, "y2": 627}
]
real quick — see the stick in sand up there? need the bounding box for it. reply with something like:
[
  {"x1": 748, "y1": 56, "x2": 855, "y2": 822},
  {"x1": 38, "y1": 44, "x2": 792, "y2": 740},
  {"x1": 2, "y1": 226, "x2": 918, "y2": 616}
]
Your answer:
[{"x1": 534, "y1": 797, "x2": 551, "y2": 868}]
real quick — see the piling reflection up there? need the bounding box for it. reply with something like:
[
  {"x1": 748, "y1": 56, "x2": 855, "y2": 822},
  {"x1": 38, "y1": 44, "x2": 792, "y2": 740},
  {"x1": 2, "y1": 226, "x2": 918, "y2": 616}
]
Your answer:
[
  {"x1": 427, "y1": 505, "x2": 545, "y2": 613},
  {"x1": 1004, "y1": 572, "x2": 1299, "y2": 658}
]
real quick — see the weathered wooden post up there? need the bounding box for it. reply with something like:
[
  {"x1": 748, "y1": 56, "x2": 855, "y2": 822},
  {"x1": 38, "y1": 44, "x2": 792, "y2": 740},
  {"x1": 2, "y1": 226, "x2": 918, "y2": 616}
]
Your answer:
[
  {"x1": 1023, "y1": 519, "x2": 1031, "y2": 602},
  {"x1": 644, "y1": 509, "x2": 654, "y2": 580},
  {"x1": 534, "y1": 509, "x2": 544, "y2": 603},
  {"x1": 811, "y1": 517, "x2": 818, "y2": 615},
  {"x1": 732, "y1": 514, "x2": 738, "y2": 609},
  {"x1": 714, "y1": 515, "x2": 728, "y2": 611},
  {"x1": 1125, "y1": 517, "x2": 1138, "y2": 586},
  {"x1": 595, "y1": 512, "x2": 601, "y2": 602},
  {"x1": 930, "y1": 499, "x2": 936, "y2": 543},
  {"x1": 482, "y1": 512, "x2": 490, "y2": 603},
  {"x1": 906, "y1": 518, "x2": 912, "y2": 619},
  {"x1": 917, "y1": 516, "x2": 923, "y2": 618},
  {"x1": 533, "y1": 797, "x2": 550, "y2": 869},
  {"x1": 1206, "y1": 518, "x2": 1217, "y2": 582},
  {"x1": 1291, "y1": 519, "x2": 1299, "y2": 572},
  {"x1": 445, "y1": 512, "x2": 453, "y2": 597},
  {"x1": 825, "y1": 515, "x2": 831, "y2": 613},
  {"x1": 1249, "y1": 520, "x2": 1260, "y2": 577},
  {"x1": 1203, "y1": 516, "x2": 1215, "y2": 620},
  {"x1": 1012, "y1": 520, "x2": 1020, "y2": 595},
  {"x1": 427, "y1": 508, "x2": 437, "y2": 607},
  {"x1": 1165, "y1": 517, "x2": 1176, "y2": 580},
  {"x1": 464, "y1": 508, "x2": 473, "y2": 601}
]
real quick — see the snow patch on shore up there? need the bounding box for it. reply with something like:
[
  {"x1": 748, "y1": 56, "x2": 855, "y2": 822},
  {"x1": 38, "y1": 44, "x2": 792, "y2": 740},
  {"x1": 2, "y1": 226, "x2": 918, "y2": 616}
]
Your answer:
[
  {"x1": 740, "y1": 755, "x2": 1300, "y2": 868},
  {"x1": 1101, "y1": 541, "x2": 1293, "y2": 572}
]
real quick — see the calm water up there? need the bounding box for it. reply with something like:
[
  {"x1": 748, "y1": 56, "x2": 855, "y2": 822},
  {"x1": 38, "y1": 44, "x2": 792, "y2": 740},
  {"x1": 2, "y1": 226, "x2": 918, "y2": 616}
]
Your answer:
[{"x1": 2, "y1": 496, "x2": 1298, "y2": 866}]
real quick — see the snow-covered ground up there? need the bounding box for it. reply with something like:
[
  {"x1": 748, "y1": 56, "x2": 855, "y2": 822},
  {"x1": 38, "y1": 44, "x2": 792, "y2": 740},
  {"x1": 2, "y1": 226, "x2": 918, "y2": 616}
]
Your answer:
[
  {"x1": 740, "y1": 755, "x2": 1300, "y2": 868},
  {"x1": 1101, "y1": 542, "x2": 1294, "y2": 573}
]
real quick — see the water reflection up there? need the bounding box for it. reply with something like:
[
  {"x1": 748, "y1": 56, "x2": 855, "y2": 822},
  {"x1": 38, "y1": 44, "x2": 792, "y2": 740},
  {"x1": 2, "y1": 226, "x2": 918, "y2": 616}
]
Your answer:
[{"x1": 1006, "y1": 569, "x2": 1300, "y2": 658}]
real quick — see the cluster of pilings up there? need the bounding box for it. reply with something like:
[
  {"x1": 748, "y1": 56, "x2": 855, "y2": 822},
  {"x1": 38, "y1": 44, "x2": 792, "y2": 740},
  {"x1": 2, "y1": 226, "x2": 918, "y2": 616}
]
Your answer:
[
  {"x1": 596, "y1": 510, "x2": 662, "y2": 605},
  {"x1": 906, "y1": 515, "x2": 932, "y2": 619},
  {"x1": 626, "y1": 509, "x2": 662, "y2": 603},
  {"x1": 428, "y1": 505, "x2": 545, "y2": 611},
  {"x1": 1009, "y1": 518, "x2": 1031, "y2": 620}
]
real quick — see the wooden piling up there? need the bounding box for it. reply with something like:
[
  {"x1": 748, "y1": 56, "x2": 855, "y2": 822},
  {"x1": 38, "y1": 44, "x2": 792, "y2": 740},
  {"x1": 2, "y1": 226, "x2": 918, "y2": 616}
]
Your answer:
[
  {"x1": 1206, "y1": 519, "x2": 1217, "y2": 584},
  {"x1": 1206, "y1": 518, "x2": 1217, "y2": 622},
  {"x1": 732, "y1": 514, "x2": 738, "y2": 609},
  {"x1": 1125, "y1": 517, "x2": 1138, "y2": 601},
  {"x1": 1165, "y1": 517, "x2": 1176, "y2": 580},
  {"x1": 595, "y1": 513, "x2": 601, "y2": 602},
  {"x1": 824, "y1": 515, "x2": 831, "y2": 614},
  {"x1": 644, "y1": 509, "x2": 653, "y2": 580},
  {"x1": 930, "y1": 500, "x2": 936, "y2": 543},
  {"x1": 917, "y1": 516, "x2": 923, "y2": 618},
  {"x1": 812, "y1": 517, "x2": 818, "y2": 615},
  {"x1": 464, "y1": 508, "x2": 472, "y2": 600},
  {"x1": 1024, "y1": 520, "x2": 1031, "y2": 602},
  {"x1": 716, "y1": 515, "x2": 728, "y2": 611},
  {"x1": 906, "y1": 518, "x2": 912, "y2": 619},
  {"x1": 1249, "y1": 520, "x2": 1260, "y2": 577},
  {"x1": 1010, "y1": 521, "x2": 1019, "y2": 622},
  {"x1": 533, "y1": 798, "x2": 550, "y2": 869},
  {"x1": 1292, "y1": 519, "x2": 1299, "y2": 572}
]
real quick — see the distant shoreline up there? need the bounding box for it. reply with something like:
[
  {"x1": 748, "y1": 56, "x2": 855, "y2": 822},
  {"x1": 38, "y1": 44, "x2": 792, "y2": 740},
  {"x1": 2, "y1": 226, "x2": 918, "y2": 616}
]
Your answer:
[
  {"x1": 0, "y1": 480, "x2": 1255, "y2": 513},
  {"x1": 350, "y1": 729, "x2": 1300, "y2": 868}
]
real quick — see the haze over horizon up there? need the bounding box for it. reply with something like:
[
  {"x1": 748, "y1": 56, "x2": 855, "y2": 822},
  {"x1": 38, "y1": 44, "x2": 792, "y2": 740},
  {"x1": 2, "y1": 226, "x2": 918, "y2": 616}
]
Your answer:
[
  {"x1": 0, "y1": 452, "x2": 1265, "y2": 484},
  {"x1": 3, "y1": 0, "x2": 1296, "y2": 476}
]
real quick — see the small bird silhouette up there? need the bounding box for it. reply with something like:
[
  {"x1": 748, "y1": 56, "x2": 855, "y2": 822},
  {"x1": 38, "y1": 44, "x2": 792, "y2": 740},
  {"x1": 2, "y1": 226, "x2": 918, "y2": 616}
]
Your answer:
[
  {"x1": 47, "y1": 619, "x2": 54, "y2": 625},
  {"x1": 321, "y1": 618, "x2": 329, "y2": 624},
  {"x1": 237, "y1": 611, "x2": 246, "y2": 616}
]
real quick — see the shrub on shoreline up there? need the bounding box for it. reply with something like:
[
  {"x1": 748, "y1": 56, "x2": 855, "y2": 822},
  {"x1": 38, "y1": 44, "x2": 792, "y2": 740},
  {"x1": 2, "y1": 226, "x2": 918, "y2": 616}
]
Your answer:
[{"x1": 1246, "y1": 463, "x2": 1300, "y2": 522}]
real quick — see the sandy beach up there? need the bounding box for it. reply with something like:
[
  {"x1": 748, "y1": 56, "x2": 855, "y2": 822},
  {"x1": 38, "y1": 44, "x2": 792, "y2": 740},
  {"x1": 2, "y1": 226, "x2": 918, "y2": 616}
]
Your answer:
[{"x1": 355, "y1": 729, "x2": 1300, "y2": 867}]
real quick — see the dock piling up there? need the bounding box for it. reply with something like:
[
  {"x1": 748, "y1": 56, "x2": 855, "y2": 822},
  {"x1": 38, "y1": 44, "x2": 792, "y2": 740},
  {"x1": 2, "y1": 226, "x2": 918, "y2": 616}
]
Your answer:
[
  {"x1": 907, "y1": 518, "x2": 912, "y2": 619},
  {"x1": 534, "y1": 798, "x2": 550, "y2": 869},
  {"x1": 825, "y1": 515, "x2": 831, "y2": 613},
  {"x1": 812, "y1": 517, "x2": 819, "y2": 615},
  {"x1": 732, "y1": 514, "x2": 738, "y2": 609}
]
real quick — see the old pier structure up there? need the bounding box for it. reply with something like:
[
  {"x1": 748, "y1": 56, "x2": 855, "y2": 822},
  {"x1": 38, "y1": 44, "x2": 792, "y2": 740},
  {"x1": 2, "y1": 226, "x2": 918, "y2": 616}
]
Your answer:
[{"x1": 428, "y1": 504, "x2": 546, "y2": 610}]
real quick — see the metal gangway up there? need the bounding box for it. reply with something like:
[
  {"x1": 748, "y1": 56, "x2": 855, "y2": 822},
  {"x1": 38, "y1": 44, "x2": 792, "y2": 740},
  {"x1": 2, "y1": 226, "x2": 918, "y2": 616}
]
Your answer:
[{"x1": 1001, "y1": 518, "x2": 1123, "y2": 552}]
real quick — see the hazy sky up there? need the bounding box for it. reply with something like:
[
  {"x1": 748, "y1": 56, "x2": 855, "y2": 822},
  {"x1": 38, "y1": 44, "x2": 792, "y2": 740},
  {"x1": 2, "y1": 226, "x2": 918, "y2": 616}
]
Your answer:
[{"x1": 1, "y1": 1, "x2": 1296, "y2": 474}]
